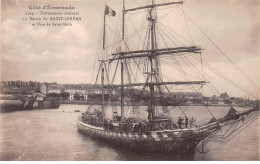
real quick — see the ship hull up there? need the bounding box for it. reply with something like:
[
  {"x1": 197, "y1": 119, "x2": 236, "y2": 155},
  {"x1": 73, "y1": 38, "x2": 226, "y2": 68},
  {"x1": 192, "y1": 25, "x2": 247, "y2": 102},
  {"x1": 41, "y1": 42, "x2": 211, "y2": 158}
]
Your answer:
[{"x1": 77, "y1": 119, "x2": 212, "y2": 154}]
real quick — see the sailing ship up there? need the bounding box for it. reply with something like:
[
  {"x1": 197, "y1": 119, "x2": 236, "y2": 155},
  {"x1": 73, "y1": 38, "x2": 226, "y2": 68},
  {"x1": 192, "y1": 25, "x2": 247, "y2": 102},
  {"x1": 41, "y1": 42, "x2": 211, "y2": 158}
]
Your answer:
[{"x1": 77, "y1": 0, "x2": 259, "y2": 155}]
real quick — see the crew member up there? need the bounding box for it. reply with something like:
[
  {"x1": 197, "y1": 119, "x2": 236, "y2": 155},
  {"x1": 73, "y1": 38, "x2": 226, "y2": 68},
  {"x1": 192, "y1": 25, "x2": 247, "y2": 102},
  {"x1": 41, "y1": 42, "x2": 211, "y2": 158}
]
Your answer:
[
  {"x1": 177, "y1": 117, "x2": 183, "y2": 129},
  {"x1": 185, "y1": 116, "x2": 189, "y2": 128},
  {"x1": 190, "y1": 117, "x2": 196, "y2": 127}
]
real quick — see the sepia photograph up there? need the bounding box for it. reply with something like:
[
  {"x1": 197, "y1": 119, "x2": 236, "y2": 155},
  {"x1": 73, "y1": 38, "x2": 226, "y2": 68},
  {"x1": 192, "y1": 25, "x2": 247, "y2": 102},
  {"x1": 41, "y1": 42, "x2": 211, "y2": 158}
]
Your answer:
[{"x1": 0, "y1": 0, "x2": 259, "y2": 161}]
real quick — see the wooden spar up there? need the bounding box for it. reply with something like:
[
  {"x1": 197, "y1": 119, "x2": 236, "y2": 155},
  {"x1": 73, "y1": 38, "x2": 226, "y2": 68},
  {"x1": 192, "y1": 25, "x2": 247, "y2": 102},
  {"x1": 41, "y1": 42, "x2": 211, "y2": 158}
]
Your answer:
[
  {"x1": 112, "y1": 46, "x2": 201, "y2": 56},
  {"x1": 149, "y1": 0, "x2": 155, "y2": 120},
  {"x1": 199, "y1": 107, "x2": 259, "y2": 131},
  {"x1": 103, "y1": 5, "x2": 106, "y2": 49},
  {"x1": 101, "y1": 4, "x2": 106, "y2": 114},
  {"x1": 102, "y1": 81, "x2": 207, "y2": 88},
  {"x1": 101, "y1": 66, "x2": 105, "y2": 113},
  {"x1": 120, "y1": 0, "x2": 125, "y2": 124},
  {"x1": 120, "y1": 60, "x2": 124, "y2": 123},
  {"x1": 122, "y1": 0, "x2": 125, "y2": 40},
  {"x1": 109, "y1": 47, "x2": 202, "y2": 61},
  {"x1": 218, "y1": 107, "x2": 259, "y2": 123},
  {"x1": 123, "y1": 1, "x2": 183, "y2": 13}
]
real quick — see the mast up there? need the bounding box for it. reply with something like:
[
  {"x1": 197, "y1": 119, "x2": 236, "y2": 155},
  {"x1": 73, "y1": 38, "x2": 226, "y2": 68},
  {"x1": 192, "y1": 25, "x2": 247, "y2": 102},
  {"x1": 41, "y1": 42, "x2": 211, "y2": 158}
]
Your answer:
[
  {"x1": 148, "y1": 0, "x2": 156, "y2": 121},
  {"x1": 101, "y1": 4, "x2": 106, "y2": 114},
  {"x1": 122, "y1": 0, "x2": 125, "y2": 40},
  {"x1": 101, "y1": 66, "x2": 105, "y2": 113},
  {"x1": 121, "y1": 60, "x2": 124, "y2": 123},
  {"x1": 120, "y1": 0, "x2": 125, "y2": 123},
  {"x1": 103, "y1": 5, "x2": 106, "y2": 50}
]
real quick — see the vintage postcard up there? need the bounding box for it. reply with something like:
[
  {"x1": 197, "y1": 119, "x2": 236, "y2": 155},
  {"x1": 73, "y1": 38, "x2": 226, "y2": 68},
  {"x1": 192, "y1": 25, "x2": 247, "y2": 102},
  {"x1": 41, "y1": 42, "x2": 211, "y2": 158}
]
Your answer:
[{"x1": 0, "y1": 0, "x2": 259, "y2": 161}]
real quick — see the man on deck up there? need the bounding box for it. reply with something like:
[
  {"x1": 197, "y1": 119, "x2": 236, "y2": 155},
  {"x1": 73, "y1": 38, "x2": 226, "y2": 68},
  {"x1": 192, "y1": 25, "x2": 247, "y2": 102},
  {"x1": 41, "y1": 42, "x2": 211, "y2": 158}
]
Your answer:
[
  {"x1": 177, "y1": 117, "x2": 183, "y2": 129},
  {"x1": 185, "y1": 116, "x2": 189, "y2": 128}
]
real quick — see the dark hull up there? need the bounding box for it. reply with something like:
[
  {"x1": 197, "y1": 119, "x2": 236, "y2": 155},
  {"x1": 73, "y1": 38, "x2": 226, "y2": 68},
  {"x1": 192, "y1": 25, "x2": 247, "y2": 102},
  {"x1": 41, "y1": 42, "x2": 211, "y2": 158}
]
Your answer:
[{"x1": 77, "y1": 119, "x2": 213, "y2": 155}]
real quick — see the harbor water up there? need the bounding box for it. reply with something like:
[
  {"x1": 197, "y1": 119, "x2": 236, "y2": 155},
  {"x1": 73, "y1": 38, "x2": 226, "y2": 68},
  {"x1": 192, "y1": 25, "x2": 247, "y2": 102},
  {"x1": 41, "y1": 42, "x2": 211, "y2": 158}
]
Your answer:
[{"x1": 0, "y1": 104, "x2": 259, "y2": 160}]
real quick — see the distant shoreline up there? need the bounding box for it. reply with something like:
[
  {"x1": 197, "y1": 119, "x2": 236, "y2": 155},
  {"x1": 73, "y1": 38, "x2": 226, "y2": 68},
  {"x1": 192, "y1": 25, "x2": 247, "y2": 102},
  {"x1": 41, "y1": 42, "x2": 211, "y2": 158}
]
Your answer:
[{"x1": 60, "y1": 100, "x2": 247, "y2": 107}]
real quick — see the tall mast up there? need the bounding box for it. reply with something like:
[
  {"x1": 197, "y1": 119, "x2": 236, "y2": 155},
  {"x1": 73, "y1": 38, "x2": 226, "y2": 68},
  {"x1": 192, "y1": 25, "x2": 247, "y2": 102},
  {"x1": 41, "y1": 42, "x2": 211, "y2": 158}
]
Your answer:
[
  {"x1": 103, "y1": 4, "x2": 106, "y2": 50},
  {"x1": 101, "y1": 4, "x2": 106, "y2": 114},
  {"x1": 120, "y1": 0, "x2": 125, "y2": 123},
  {"x1": 121, "y1": 60, "x2": 124, "y2": 123},
  {"x1": 122, "y1": 0, "x2": 125, "y2": 40},
  {"x1": 148, "y1": 0, "x2": 156, "y2": 121},
  {"x1": 101, "y1": 65, "x2": 105, "y2": 113}
]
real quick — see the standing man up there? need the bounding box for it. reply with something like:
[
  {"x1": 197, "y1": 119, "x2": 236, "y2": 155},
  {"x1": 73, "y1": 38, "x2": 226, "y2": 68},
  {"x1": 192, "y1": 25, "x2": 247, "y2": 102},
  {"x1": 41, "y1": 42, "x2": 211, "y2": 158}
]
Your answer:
[
  {"x1": 177, "y1": 117, "x2": 183, "y2": 129},
  {"x1": 190, "y1": 117, "x2": 196, "y2": 127},
  {"x1": 185, "y1": 116, "x2": 189, "y2": 128}
]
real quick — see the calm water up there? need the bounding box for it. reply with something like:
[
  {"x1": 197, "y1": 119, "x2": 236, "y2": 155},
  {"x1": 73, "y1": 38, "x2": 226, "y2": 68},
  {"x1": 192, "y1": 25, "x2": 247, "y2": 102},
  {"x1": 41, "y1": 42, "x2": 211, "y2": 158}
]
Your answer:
[{"x1": 0, "y1": 104, "x2": 259, "y2": 161}]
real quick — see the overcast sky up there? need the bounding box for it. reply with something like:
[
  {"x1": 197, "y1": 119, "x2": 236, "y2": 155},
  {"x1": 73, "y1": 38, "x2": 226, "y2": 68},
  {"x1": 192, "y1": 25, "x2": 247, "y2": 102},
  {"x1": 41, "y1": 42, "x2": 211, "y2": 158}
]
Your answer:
[{"x1": 1, "y1": 0, "x2": 259, "y2": 98}]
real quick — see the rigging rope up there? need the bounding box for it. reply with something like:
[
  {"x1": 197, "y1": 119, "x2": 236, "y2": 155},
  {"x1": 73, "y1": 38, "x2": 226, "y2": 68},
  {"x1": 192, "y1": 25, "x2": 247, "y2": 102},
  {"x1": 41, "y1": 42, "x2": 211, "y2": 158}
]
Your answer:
[
  {"x1": 160, "y1": 60, "x2": 204, "y2": 80},
  {"x1": 192, "y1": 55, "x2": 258, "y2": 99},
  {"x1": 158, "y1": 22, "x2": 193, "y2": 45},
  {"x1": 182, "y1": 56, "x2": 220, "y2": 95},
  {"x1": 157, "y1": 6, "x2": 178, "y2": 20},
  {"x1": 224, "y1": 113, "x2": 259, "y2": 142},
  {"x1": 181, "y1": 11, "x2": 259, "y2": 91},
  {"x1": 157, "y1": 23, "x2": 184, "y2": 46},
  {"x1": 181, "y1": 5, "x2": 194, "y2": 45},
  {"x1": 156, "y1": 22, "x2": 218, "y2": 119}
]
